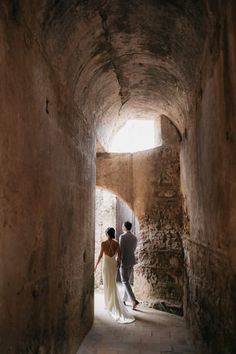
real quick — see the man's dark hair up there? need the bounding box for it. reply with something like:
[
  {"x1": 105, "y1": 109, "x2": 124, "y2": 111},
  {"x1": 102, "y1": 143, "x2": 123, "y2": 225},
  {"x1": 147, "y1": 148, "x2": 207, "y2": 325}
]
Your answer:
[
  {"x1": 123, "y1": 221, "x2": 132, "y2": 231},
  {"x1": 106, "y1": 227, "x2": 115, "y2": 239}
]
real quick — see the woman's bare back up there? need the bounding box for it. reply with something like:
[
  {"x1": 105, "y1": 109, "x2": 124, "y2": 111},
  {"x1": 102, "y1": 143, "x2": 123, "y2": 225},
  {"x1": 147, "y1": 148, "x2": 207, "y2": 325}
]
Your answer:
[{"x1": 102, "y1": 239, "x2": 119, "y2": 257}]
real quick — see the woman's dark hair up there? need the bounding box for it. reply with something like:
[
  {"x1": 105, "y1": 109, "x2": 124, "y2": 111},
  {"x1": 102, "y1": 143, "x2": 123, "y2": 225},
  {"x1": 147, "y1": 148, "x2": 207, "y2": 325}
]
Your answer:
[
  {"x1": 105, "y1": 227, "x2": 115, "y2": 239},
  {"x1": 123, "y1": 221, "x2": 132, "y2": 230}
]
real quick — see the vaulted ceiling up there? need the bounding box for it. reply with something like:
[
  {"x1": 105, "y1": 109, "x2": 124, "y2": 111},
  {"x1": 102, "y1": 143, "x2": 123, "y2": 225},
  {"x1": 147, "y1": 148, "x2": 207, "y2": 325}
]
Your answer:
[{"x1": 24, "y1": 0, "x2": 213, "y2": 149}]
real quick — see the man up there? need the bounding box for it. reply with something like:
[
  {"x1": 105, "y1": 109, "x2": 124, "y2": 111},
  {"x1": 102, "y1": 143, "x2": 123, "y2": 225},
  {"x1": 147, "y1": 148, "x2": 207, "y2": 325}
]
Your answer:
[{"x1": 119, "y1": 221, "x2": 139, "y2": 310}]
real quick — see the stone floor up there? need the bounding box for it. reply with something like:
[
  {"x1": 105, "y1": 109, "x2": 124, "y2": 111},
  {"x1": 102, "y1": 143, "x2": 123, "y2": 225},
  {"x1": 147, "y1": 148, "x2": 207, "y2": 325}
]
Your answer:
[{"x1": 77, "y1": 290, "x2": 198, "y2": 354}]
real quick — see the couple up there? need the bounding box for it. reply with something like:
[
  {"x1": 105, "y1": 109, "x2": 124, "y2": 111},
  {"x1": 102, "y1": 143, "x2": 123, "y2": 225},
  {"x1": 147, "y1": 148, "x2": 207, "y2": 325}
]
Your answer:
[{"x1": 94, "y1": 221, "x2": 139, "y2": 323}]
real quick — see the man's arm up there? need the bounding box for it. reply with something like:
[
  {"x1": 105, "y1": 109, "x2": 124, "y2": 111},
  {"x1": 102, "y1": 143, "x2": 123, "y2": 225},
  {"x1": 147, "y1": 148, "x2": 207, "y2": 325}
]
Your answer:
[
  {"x1": 117, "y1": 243, "x2": 121, "y2": 267},
  {"x1": 119, "y1": 235, "x2": 124, "y2": 259}
]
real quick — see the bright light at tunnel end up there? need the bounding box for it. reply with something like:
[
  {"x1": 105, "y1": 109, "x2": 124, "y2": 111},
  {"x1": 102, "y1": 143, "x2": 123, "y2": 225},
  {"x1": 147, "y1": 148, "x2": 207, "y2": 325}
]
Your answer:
[{"x1": 109, "y1": 119, "x2": 161, "y2": 153}]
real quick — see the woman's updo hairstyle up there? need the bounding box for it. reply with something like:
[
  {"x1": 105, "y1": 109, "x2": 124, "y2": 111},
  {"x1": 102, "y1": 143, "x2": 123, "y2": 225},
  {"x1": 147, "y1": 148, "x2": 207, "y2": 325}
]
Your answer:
[{"x1": 105, "y1": 227, "x2": 115, "y2": 239}]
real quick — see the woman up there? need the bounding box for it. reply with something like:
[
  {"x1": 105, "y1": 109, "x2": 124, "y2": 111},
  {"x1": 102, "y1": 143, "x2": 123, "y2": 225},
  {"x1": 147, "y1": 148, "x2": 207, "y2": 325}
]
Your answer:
[{"x1": 94, "y1": 227, "x2": 135, "y2": 323}]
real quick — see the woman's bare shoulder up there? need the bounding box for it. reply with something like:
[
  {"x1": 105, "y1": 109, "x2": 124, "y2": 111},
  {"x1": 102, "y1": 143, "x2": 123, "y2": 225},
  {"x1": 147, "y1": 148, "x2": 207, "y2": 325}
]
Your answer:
[{"x1": 109, "y1": 239, "x2": 117, "y2": 244}]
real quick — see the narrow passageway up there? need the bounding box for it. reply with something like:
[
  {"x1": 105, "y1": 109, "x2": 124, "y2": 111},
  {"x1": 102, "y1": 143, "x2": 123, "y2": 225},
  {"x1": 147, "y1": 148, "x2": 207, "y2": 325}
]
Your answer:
[
  {"x1": 1, "y1": 1, "x2": 236, "y2": 353},
  {"x1": 77, "y1": 291, "x2": 196, "y2": 354}
]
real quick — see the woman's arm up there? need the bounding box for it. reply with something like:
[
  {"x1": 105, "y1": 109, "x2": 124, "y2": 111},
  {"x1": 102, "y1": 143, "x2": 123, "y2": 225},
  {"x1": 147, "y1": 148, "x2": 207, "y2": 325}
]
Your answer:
[{"x1": 94, "y1": 243, "x2": 104, "y2": 271}]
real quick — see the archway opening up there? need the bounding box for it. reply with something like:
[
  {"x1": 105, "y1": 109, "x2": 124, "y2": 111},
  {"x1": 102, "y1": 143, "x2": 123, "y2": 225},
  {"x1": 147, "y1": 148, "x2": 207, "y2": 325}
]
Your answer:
[{"x1": 95, "y1": 187, "x2": 139, "y2": 290}]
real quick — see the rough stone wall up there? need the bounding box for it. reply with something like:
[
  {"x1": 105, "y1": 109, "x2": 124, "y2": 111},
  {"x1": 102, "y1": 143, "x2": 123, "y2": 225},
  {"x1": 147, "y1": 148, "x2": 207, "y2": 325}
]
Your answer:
[
  {"x1": 0, "y1": 8, "x2": 95, "y2": 354},
  {"x1": 97, "y1": 144, "x2": 184, "y2": 313},
  {"x1": 161, "y1": 115, "x2": 182, "y2": 146},
  {"x1": 133, "y1": 147, "x2": 183, "y2": 313},
  {"x1": 95, "y1": 188, "x2": 116, "y2": 288},
  {"x1": 181, "y1": 1, "x2": 236, "y2": 352}
]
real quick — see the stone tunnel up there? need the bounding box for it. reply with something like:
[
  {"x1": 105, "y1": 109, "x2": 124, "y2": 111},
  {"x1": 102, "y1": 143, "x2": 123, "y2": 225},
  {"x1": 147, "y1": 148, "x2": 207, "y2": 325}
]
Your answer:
[{"x1": 0, "y1": 1, "x2": 235, "y2": 354}]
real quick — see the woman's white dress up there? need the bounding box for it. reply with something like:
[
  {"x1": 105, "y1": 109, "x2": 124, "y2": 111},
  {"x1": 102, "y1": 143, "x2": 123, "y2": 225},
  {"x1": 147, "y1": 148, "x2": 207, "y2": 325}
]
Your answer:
[{"x1": 102, "y1": 253, "x2": 135, "y2": 323}]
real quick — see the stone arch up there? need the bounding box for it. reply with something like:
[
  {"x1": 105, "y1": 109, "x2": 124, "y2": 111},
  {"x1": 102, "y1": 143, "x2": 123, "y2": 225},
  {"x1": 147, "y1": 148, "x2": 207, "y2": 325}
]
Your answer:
[
  {"x1": 97, "y1": 145, "x2": 184, "y2": 312},
  {"x1": 95, "y1": 185, "x2": 139, "y2": 236},
  {"x1": 96, "y1": 181, "x2": 134, "y2": 214},
  {"x1": 96, "y1": 152, "x2": 134, "y2": 208}
]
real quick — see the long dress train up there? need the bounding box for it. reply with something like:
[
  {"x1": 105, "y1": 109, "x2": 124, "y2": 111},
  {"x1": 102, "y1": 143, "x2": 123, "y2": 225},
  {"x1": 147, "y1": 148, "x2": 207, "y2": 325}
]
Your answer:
[{"x1": 102, "y1": 254, "x2": 135, "y2": 323}]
